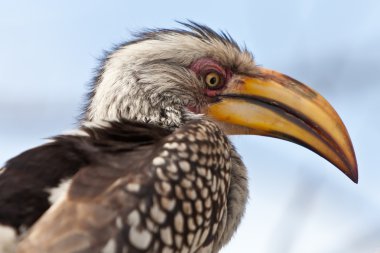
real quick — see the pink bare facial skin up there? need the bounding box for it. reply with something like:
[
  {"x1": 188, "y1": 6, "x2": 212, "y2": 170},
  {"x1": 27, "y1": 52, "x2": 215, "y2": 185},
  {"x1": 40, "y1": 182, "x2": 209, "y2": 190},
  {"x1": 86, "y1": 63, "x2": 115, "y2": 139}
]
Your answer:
[{"x1": 190, "y1": 58, "x2": 232, "y2": 97}]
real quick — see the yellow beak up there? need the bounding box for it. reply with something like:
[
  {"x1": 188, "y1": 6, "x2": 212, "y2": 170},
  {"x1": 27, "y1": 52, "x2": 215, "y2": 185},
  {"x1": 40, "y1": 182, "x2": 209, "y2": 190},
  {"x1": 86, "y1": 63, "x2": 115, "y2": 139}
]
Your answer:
[{"x1": 206, "y1": 67, "x2": 358, "y2": 183}]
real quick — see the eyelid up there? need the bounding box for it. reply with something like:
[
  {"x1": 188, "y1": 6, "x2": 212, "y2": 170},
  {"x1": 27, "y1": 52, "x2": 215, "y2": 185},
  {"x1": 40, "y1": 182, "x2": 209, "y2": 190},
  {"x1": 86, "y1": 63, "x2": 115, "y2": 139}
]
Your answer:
[{"x1": 200, "y1": 66, "x2": 225, "y2": 76}]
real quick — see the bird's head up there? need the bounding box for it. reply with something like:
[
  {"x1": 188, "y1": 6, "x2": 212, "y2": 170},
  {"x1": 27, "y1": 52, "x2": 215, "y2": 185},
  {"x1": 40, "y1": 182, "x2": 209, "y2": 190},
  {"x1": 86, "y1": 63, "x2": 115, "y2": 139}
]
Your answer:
[{"x1": 85, "y1": 22, "x2": 357, "y2": 183}]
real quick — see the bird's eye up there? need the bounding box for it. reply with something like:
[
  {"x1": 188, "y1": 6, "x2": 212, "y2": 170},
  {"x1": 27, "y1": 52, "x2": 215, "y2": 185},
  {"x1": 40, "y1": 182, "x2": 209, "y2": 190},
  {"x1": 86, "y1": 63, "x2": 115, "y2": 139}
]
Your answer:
[{"x1": 205, "y1": 72, "x2": 223, "y2": 89}]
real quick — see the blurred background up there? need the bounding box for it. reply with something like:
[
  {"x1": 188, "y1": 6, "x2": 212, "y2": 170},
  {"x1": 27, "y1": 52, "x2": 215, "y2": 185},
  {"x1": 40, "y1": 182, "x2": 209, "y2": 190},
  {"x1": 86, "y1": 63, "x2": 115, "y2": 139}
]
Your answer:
[{"x1": 0, "y1": 0, "x2": 379, "y2": 252}]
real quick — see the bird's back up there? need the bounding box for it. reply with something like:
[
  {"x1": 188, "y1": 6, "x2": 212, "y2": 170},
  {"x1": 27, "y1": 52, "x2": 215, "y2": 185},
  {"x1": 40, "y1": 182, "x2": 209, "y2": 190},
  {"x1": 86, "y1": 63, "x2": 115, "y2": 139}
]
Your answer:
[{"x1": 1, "y1": 119, "x2": 233, "y2": 253}]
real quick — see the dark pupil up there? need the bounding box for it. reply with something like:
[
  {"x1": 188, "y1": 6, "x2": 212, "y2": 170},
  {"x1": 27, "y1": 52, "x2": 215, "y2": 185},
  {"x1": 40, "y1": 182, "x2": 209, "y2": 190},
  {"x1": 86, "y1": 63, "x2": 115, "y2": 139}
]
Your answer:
[{"x1": 210, "y1": 77, "x2": 217, "y2": 85}]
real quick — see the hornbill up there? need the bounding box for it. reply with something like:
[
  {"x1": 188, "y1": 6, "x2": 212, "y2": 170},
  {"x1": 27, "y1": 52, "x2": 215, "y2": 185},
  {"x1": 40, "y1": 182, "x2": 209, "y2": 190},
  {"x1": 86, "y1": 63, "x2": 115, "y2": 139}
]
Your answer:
[{"x1": 0, "y1": 22, "x2": 358, "y2": 253}]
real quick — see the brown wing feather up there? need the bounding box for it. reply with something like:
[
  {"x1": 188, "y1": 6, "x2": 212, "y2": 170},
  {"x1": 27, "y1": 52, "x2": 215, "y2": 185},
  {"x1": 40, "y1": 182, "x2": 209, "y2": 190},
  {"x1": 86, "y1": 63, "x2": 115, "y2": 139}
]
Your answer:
[{"x1": 16, "y1": 146, "x2": 156, "y2": 253}]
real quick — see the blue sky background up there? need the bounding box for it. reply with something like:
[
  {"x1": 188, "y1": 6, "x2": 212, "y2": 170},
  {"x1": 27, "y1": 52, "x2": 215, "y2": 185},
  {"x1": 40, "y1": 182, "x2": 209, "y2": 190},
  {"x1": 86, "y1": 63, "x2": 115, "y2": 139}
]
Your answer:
[{"x1": 1, "y1": 1, "x2": 379, "y2": 252}]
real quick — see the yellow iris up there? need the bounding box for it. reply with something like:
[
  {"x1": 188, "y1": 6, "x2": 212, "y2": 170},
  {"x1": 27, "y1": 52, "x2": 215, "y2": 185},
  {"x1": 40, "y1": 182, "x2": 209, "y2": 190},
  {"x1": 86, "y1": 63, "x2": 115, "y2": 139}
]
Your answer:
[{"x1": 205, "y1": 72, "x2": 221, "y2": 88}]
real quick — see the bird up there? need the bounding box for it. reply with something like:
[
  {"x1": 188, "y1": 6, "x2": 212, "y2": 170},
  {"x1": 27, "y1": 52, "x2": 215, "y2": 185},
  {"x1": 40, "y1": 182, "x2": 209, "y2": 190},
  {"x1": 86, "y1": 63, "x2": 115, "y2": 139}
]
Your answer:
[{"x1": 0, "y1": 22, "x2": 358, "y2": 253}]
